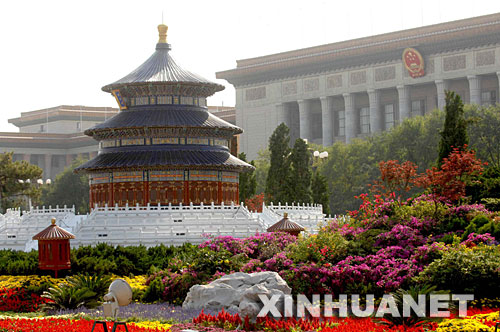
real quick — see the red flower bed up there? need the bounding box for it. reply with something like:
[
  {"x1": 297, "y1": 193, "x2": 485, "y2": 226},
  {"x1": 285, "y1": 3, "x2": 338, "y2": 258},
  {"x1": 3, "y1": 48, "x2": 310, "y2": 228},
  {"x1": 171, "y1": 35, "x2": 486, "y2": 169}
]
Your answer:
[
  {"x1": 189, "y1": 307, "x2": 499, "y2": 332},
  {"x1": 0, "y1": 287, "x2": 51, "y2": 312},
  {"x1": 191, "y1": 310, "x2": 436, "y2": 331},
  {"x1": 0, "y1": 318, "x2": 163, "y2": 332}
]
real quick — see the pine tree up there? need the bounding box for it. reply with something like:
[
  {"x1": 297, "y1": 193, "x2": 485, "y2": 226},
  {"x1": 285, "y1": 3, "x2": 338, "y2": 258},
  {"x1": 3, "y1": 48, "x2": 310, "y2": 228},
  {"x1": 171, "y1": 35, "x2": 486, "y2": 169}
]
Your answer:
[
  {"x1": 312, "y1": 171, "x2": 331, "y2": 216},
  {"x1": 41, "y1": 158, "x2": 90, "y2": 214},
  {"x1": 438, "y1": 90, "x2": 469, "y2": 165},
  {"x1": 238, "y1": 153, "x2": 256, "y2": 203},
  {"x1": 265, "y1": 123, "x2": 292, "y2": 204},
  {"x1": 289, "y1": 138, "x2": 312, "y2": 204},
  {"x1": 0, "y1": 152, "x2": 43, "y2": 213}
]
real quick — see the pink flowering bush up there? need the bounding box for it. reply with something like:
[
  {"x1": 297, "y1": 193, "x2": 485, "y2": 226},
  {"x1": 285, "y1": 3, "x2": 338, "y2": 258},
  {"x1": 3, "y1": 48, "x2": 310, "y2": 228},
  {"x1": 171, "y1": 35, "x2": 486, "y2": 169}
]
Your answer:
[
  {"x1": 375, "y1": 224, "x2": 427, "y2": 248},
  {"x1": 200, "y1": 232, "x2": 297, "y2": 260},
  {"x1": 448, "y1": 204, "x2": 490, "y2": 220},
  {"x1": 461, "y1": 232, "x2": 496, "y2": 246}
]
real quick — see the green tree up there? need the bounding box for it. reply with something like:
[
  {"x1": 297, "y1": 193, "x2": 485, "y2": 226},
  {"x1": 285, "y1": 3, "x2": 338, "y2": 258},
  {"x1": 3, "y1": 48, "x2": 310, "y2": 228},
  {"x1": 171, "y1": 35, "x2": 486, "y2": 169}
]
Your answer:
[
  {"x1": 466, "y1": 104, "x2": 500, "y2": 168},
  {"x1": 320, "y1": 139, "x2": 378, "y2": 214},
  {"x1": 289, "y1": 138, "x2": 312, "y2": 204},
  {"x1": 316, "y1": 110, "x2": 445, "y2": 215},
  {"x1": 0, "y1": 152, "x2": 43, "y2": 213},
  {"x1": 312, "y1": 171, "x2": 331, "y2": 216},
  {"x1": 238, "y1": 152, "x2": 257, "y2": 203},
  {"x1": 254, "y1": 149, "x2": 270, "y2": 194},
  {"x1": 438, "y1": 90, "x2": 468, "y2": 165},
  {"x1": 381, "y1": 110, "x2": 444, "y2": 173},
  {"x1": 41, "y1": 158, "x2": 89, "y2": 214},
  {"x1": 265, "y1": 123, "x2": 292, "y2": 204}
]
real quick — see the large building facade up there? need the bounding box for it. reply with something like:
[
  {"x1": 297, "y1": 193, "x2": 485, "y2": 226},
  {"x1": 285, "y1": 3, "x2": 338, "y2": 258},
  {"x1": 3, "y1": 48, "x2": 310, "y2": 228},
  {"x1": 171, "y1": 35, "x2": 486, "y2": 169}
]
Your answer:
[
  {"x1": 217, "y1": 13, "x2": 500, "y2": 159},
  {"x1": 0, "y1": 105, "x2": 118, "y2": 180}
]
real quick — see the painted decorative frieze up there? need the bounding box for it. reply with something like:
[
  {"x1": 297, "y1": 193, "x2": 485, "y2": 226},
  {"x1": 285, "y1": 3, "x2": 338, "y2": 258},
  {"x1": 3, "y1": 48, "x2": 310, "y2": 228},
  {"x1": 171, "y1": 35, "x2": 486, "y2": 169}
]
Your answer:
[
  {"x1": 375, "y1": 66, "x2": 396, "y2": 82},
  {"x1": 245, "y1": 87, "x2": 266, "y2": 101},
  {"x1": 443, "y1": 55, "x2": 466, "y2": 71},
  {"x1": 149, "y1": 170, "x2": 184, "y2": 182},
  {"x1": 90, "y1": 173, "x2": 111, "y2": 185},
  {"x1": 187, "y1": 138, "x2": 210, "y2": 145},
  {"x1": 327, "y1": 74, "x2": 343, "y2": 89},
  {"x1": 304, "y1": 78, "x2": 319, "y2": 92},
  {"x1": 476, "y1": 50, "x2": 495, "y2": 67},
  {"x1": 152, "y1": 137, "x2": 178, "y2": 145},
  {"x1": 121, "y1": 138, "x2": 145, "y2": 146},
  {"x1": 101, "y1": 140, "x2": 117, "y2": 148},
  {"x1": 213, "y1": 139, "x2": 229, "y2": 147},
  {"x1": 350, "y1": 71, "x2": 366, "y2": 85},
  {"x1": 113, "y1": 171, "x2": 144, "y2": 183},
  {"x1": 221, "y1": 171, "x2": 239, "y2": 183},
  {"x1": 189, "y1": 170, "x2": 218, "y2": 181},
  {"x1": 282, "y1": 81, "x2": 297, "y2": 95}
]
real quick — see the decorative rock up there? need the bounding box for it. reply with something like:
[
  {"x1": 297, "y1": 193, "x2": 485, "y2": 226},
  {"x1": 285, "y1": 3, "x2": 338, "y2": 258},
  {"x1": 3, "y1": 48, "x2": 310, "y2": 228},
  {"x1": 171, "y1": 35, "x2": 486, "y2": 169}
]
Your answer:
[{"x1": 183, "y1": 271, "x2": 291, "y2": 320}]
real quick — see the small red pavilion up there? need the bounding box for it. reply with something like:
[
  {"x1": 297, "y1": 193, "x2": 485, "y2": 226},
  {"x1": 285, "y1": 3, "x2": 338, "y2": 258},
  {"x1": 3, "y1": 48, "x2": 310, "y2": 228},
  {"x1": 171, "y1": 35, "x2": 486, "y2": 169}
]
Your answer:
[
  {"x1": 267, "y1": 213, "x2": 305, "y2": 237},
  {"x1": 32, "y1": 218, "x2": 75, "y2": 277}
]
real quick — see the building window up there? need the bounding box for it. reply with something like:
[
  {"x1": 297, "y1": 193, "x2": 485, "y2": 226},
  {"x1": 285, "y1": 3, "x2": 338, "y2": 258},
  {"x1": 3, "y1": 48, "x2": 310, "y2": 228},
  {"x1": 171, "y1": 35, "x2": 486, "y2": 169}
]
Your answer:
[
  {"x1": 337, "y1": 110, "x2": 345, "y2": 137},
  {"x1": 384, "y1": 104, "x2": 395, "y2": 130},
  {"x1": 481, "y1": 91, "x2": 497, "y2": 106},
  {"x1": 411, "y1": 100, "x2": 425, "y2": 117},
  {"x1": 359, "y1": 107, "x2": 370, "y2": 134},
  {"x1": 76, "y1": 122, "x2": 81, "y2": 131},
  {"x1": 40, "y1": 125, "x2": 45, "y2": 133}
]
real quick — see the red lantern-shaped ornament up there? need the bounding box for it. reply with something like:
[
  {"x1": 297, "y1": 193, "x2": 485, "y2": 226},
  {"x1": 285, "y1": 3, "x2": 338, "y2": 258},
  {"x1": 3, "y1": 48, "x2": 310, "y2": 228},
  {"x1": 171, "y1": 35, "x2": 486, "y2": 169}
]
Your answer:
[{"x1": 32, "y1": 218, "x2": 75, "y2": 278}]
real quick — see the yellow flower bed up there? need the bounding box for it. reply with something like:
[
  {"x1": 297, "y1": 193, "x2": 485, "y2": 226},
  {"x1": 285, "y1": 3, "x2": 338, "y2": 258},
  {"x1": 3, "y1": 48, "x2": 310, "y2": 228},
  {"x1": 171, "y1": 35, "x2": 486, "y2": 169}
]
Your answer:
[
  {"x1": 130, "y1": 320, "x2": 171, "y2": 331},
  {"x1": 436, "y1": 311, "x2": 499, "y2": 332},
  {"x1": 472, "y1": 312, "x2": 500, "y2": 322},
  {"x1": 0, "y1": 275, "x2": 62, "y2": 289},
  {"x1": 0, "y1": 274, "x2": 147, "y2": 291},
  {"x1": 436, "y1": 319, "x2": 494, "y2": 332},
  {"x1": 112, "y1": 275, "x2": 148, "y2": 290}
]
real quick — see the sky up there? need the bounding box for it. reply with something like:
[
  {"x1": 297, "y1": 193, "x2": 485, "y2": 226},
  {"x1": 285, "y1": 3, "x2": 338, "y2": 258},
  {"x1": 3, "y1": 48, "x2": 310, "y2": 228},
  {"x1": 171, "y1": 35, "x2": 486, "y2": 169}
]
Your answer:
[{"x1": 1, "y1": 0, "x2": 500, "y2": 132}]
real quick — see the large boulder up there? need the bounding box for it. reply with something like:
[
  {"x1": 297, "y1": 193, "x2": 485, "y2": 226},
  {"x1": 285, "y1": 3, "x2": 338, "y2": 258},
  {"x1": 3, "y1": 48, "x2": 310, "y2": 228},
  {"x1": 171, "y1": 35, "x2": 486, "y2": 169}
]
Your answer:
[{"x1": 182, "y1": 271, "x2": 291, "y2": 320}]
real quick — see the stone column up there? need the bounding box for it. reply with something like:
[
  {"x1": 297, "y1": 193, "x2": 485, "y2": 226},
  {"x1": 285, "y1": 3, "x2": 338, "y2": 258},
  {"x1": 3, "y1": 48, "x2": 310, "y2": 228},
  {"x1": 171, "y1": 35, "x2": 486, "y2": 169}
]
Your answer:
[
  {"x1": 275, "y1": 103, "x2": 287, "y2": 127},
  {"x1": 397, "y1": 85, "x2": 411, "y2": 121},
  {"x1": 44, "y1": 154, "x2": 52, "y2": 180},
  {"x1": 320, "y1": 96, "x2": 333, "y2": 146},
  {"x1": 65, "y1": 154, "x2": 73, "y2": 166},
  {"x1": 343, "y1": 93, "x2": 356, "y2": 143},
  {"x1": 468, "y1": 75, "x2": 482, "y2": 105},
  {"x1": 298, "y1": 99, "x2": 311, "y2": 141},
  {"x1": 497, "y1": 72, "x2": 500, "y2": 103},
  {"x1": 367, "y1": 89, "x2": 381, "y2": 134},
  {"x1": 435, "y1": 80, "x2": 449, "y2": 110}
]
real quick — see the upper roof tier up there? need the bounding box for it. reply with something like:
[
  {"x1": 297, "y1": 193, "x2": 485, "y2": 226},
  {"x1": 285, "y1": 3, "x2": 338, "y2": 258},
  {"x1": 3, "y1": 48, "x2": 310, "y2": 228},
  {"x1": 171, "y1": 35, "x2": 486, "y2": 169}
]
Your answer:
[{"x1": 102, "y1": 24, "x2": 225, "y2": 98}]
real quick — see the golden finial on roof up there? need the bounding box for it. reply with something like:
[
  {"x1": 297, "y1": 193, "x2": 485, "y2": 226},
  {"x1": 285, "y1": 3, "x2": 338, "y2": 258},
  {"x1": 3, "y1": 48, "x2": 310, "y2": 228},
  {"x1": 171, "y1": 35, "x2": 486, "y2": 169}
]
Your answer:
[
  {"x1": 158, "y1": 24, "x2": 168, "y2": 43},
  {"x1": 283, "y1": 212, "x2": 288, "y2": 219},
  {"x1": 51, "y1": 217, "x2": 56, "y2": 225}
]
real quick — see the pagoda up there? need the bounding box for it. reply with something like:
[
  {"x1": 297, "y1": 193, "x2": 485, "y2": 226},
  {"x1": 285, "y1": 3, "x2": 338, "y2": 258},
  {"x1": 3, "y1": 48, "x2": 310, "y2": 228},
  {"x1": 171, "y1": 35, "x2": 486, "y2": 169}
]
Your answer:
[{"x1": 76, "y1": 24, "x2": 253, "y2": 207}]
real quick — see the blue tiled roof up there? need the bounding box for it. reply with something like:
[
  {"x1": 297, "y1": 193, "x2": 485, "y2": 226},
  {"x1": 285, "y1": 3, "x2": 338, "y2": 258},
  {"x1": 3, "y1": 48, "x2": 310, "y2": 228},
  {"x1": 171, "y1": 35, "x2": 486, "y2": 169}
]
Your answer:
[
  {"x1": 102, "y1": 43, "x2": 224, "y2": 95},
  {"x1": 85, "y1": 105, "x2": 242, "y2": 136},
  {"x1": 75, "y1": 149, "x2": 253, "y2": 172}
]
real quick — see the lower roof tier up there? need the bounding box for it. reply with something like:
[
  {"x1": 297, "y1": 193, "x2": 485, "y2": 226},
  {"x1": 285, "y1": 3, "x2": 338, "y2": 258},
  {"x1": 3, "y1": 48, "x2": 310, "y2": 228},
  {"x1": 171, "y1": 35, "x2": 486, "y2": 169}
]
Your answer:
[{"x1": 75, "y1": 149, "x2": 253, "y2": 173}]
